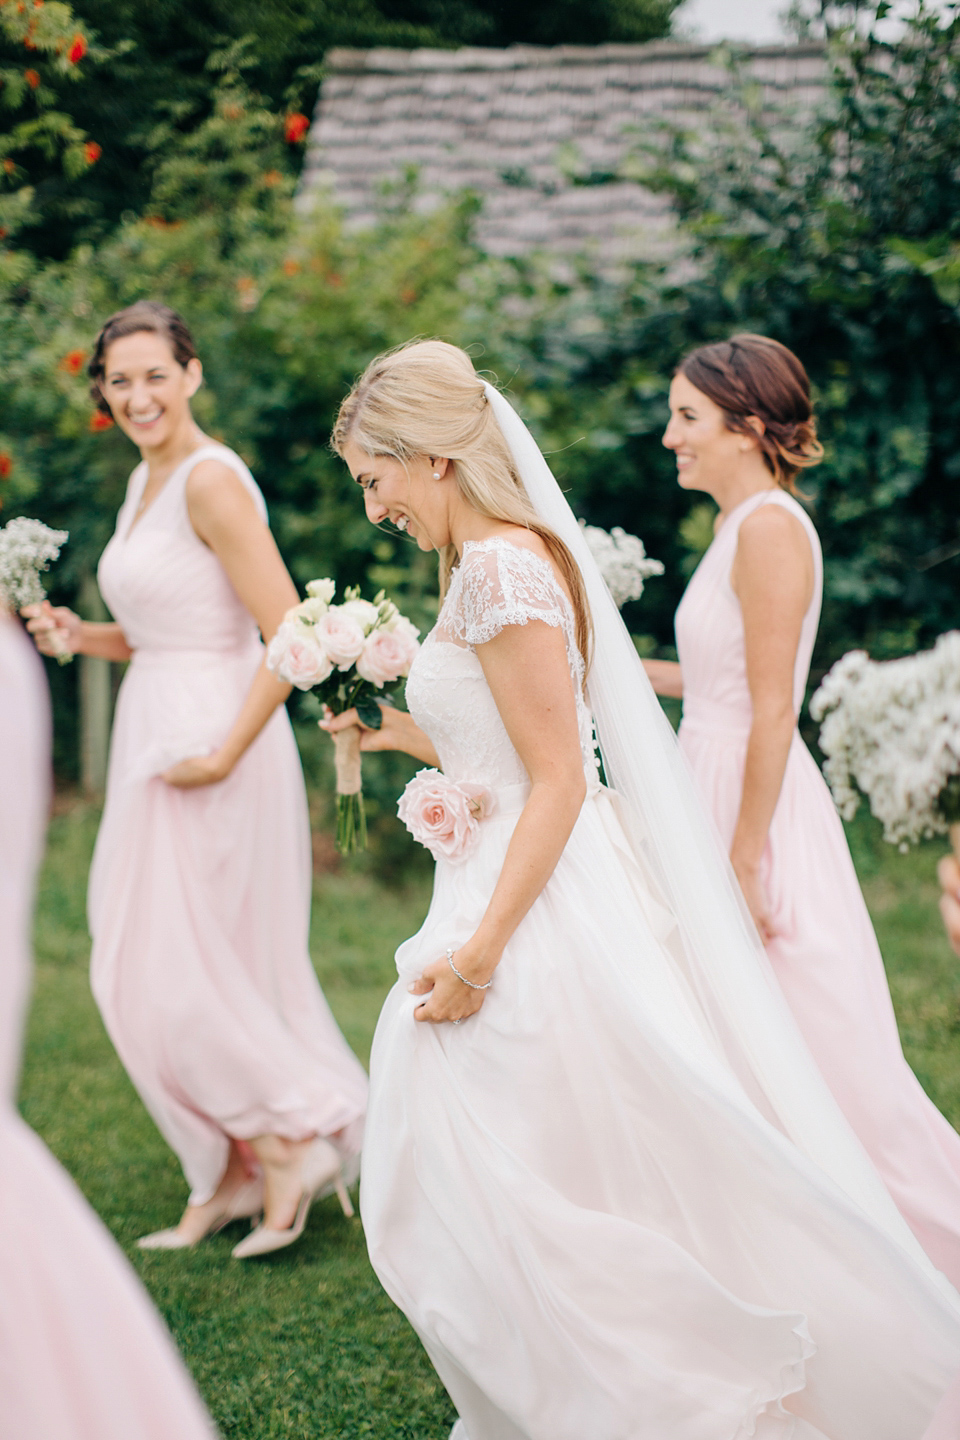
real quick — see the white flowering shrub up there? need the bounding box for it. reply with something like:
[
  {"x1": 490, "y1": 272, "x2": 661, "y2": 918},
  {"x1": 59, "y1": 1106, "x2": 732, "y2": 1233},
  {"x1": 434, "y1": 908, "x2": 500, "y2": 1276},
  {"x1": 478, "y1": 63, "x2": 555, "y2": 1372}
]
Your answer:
[
  {"x1": 579, "y1": 521, "x2": 664, "y2": 609},
  {"x1": 0, "y1": 516, "x2": 68, "y2": 610},
  {"x1": 810, "y1": 632, "x2": 960, "y2": 849}
]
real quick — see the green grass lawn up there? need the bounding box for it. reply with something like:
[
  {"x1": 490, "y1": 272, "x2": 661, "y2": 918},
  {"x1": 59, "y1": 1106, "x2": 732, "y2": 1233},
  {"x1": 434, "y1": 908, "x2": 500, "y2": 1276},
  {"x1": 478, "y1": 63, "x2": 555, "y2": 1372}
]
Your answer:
[{"x1": 19, "y1": 800, "x2": 960, "y2": 1438}]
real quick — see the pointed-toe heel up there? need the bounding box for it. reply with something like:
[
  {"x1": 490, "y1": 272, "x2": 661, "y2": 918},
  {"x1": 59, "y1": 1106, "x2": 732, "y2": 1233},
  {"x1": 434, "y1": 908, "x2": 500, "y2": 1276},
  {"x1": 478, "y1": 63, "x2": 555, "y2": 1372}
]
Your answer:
[
  {"x1": 232, "y1": 1138, "x2": 352, "y2": 1260},
  {"x1": 137, "y1": 1174, "x2": 264, "y2": 1250}
]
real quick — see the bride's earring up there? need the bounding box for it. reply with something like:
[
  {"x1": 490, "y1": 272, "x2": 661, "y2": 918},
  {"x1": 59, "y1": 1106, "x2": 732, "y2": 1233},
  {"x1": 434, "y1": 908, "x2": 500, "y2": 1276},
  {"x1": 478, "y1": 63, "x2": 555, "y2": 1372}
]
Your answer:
[{"x1": 433, "y1": 472, "x2": 440, "y2": 479}]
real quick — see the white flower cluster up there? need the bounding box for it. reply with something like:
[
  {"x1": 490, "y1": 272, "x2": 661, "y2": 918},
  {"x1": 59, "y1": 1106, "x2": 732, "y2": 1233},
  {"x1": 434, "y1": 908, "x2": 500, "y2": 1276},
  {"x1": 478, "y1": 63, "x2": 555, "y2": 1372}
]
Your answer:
[
  {"x1": 266, "y1": 578, "x2": 420, "y2": 691},
  {"x1": 810, "y1": 631, "x2": 960, "y2": 849},
  {"x1": 579, "y1": 521, "x2": 664, "y2": 609},
  {"x1": 0, "y1": 516, "x2": 69, "y2": 610}
]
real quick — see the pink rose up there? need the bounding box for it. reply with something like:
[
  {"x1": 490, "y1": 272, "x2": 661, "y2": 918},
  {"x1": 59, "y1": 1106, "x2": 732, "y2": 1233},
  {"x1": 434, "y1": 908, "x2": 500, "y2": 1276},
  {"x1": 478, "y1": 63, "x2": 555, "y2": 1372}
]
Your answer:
[
  {"x1": 266, "y1": 622, "x2": 333, "y2": 690},
  {"x1": 398, "y1": 769, "x2": 493, "y2": 862},
  {"x1": 315, "y1": 607, "x2": 366, "y2": 670},
  {"x1": 356, "y1": 625, "x2": 420, "y2": 687}
]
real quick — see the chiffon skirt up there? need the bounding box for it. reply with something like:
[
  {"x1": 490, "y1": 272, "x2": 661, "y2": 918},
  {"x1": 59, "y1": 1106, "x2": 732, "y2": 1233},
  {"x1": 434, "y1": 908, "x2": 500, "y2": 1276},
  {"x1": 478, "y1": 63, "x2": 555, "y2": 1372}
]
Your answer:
[
  {"x1": 361, "y1": 787, "x2": 960, "y2": 1440},
  {"x1": 680, "y1": 721, "x2": 960, "y2": 1288},
  {"x1": 0, "y1": 620, "x2": 215, "y2": 1440},
  {"x1": 88, "y1": 645, "x2": 367, "y2": 1205},
  {"x1": 0, "y1": 1111, "x2": 218, "y2": 1439}
]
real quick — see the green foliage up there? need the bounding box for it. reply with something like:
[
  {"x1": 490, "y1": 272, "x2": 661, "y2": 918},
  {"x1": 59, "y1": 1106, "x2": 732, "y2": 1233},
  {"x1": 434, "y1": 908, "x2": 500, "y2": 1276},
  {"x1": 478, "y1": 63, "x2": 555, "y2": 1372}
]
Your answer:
[
  {"x1": 619, "y1": 1, "x2": 960, "y2": 668},
  {"x1": 0, "y1": 0, "x2": 102, "y2": 247},
  {"x1": 4, "y1": 0, "x2": 678, "y2": 258},
  {"x1": 472, "y1": 1, "x2": 960, "y2": 673}
]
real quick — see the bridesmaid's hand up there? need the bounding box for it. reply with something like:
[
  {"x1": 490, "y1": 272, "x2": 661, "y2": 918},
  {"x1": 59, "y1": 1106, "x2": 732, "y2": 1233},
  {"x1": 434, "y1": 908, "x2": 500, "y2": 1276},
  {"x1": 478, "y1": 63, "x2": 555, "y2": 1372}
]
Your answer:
[
  {"x1": 162, "y1": 753, "x2": 231, "y2": 788},
  {"x1": 409, "y1": 945, "x2": 495, "y2": 1025},
  {"x1": 937, "y1": 853, "x2": 960, "y2": 959},
  {"x1": 21, "y1": 601, "x2": 80, "y2": 657},
  {"x1": 731, "y1": 856, "x2": 777, "y2": 944}
]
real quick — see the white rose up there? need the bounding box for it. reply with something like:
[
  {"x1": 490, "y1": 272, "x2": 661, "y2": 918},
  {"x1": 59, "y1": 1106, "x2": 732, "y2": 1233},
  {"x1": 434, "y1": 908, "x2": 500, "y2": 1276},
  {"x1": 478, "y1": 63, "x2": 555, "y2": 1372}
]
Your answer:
[
  {"x1": 266, "y1": 622, "x2": 333, "y2": 690},
  {"x1": 306, "y1": 577, "x2": 336, "y2": 604},
  {"x1": 285, "y1": 596, "x2": 328, "y2": 625},
  {"x1": 339, "y1": 597, "x2": 380, "y2": 634},
  {"x1": 315, "y1": 607, "x2": 366, "y2": 670}
]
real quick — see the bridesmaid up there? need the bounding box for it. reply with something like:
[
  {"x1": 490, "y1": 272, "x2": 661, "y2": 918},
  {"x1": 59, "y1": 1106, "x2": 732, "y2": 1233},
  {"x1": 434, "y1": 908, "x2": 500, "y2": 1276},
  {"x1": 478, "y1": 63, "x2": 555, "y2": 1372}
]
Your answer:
[
  {"x1": 25, "y1": 301, "x2": 367, "y2": 1259},
  {"x1": 0, "y1": 609, "x2": 217, "y2": 1438},
  {"x1": 645, "y1": 332, "x2": 960, "y2": 1286}
]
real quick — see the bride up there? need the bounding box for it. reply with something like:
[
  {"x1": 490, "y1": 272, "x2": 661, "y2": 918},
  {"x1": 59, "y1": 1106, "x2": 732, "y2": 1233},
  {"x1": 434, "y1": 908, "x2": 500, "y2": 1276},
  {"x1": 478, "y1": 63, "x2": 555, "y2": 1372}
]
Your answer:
[{"x1": 324, "y1": 339, "x2": 960, "y2": 1439}]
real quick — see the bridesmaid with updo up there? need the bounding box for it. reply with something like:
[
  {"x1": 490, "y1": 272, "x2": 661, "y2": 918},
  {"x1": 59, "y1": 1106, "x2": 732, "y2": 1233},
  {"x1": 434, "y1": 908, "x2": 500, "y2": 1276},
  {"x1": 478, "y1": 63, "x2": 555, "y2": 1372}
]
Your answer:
[
  {"x1": 25, "y1": 301, "x2": 367, "y2": 1258},
  {"x1": 645, "y1": 332, "x2": 960, "y2": 1287}
]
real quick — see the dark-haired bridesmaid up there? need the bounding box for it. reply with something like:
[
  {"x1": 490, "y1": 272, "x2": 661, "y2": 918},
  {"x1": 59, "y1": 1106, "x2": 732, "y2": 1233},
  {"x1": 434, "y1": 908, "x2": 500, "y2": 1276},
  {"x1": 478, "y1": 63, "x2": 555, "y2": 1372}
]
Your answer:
[
  {"x1": 24, "y1": 301, "x2": 367, "y2": 1258},
  {"x1": 645, "y1": 332, "x2": 960, "y2": 1287}
]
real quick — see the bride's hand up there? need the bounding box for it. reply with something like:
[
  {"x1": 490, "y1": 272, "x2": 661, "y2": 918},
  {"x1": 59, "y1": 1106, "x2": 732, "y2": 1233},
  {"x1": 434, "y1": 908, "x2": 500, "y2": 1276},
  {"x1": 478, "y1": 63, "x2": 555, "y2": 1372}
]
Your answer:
[
  {"x1": 731, "y1": 855, "x2": 777, "y2": 944},
  {"x1": 409, "y1": 946, "x2": 496, "y2": 1025},
  {"x1": 21, "y1": 601, "x2": 81, "y2": 657},
  {"x1": 320, "y1": 703, "x2": 416, "y2": 754}
]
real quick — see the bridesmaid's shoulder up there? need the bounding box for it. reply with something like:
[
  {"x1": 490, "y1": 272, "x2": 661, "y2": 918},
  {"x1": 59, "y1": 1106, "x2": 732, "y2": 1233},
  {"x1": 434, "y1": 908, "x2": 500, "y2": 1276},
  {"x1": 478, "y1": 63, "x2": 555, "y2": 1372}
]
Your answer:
[
  {"x1": 184, "y1": 450, "x2": 262, "y2": 531},
  {"x1": 737, "y1": 497, "x2": 812, "y2": 554}
]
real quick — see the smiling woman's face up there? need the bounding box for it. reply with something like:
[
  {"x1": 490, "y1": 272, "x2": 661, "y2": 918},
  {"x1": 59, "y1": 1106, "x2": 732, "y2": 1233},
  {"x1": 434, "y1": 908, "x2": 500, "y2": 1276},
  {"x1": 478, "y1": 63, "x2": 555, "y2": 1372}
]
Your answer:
[
  {"x1": 662, "y1": 372, "x2": 754, "y2": 500},
  {"x1": 341, "y1": 440, "x2": 449, "y2": 552},
  {"x1": 100, "y1": 330, "x2": 202, "y2": 450}
]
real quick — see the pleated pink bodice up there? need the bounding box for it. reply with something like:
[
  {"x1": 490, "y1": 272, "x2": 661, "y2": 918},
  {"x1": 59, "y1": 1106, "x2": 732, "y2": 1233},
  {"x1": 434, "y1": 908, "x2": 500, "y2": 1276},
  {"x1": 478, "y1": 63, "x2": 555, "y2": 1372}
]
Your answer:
[{"x1": 676, "y1": 488, "x2": 823, "y2": 737}]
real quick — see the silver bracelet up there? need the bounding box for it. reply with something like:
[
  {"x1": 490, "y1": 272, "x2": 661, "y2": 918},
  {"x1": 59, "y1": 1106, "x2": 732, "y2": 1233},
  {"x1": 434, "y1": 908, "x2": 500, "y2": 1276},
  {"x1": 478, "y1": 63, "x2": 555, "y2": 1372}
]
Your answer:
[{"x1": 446, "y1": 946, "x2": 492, "y2": 990}]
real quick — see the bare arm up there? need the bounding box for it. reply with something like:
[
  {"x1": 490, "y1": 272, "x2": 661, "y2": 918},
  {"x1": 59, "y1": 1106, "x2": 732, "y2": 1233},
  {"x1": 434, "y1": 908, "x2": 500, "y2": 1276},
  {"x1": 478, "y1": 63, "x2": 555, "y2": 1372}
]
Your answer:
[
  {"x1": 643, "y1": 658, "x2": 683, "y2": 698},
  {"x1": 411, "y1": 618, "x2": 587, "y2": 1024},
  {"x1": 938, "y1": 851, "x2": 960, "y2": 959},
  {"x1": 22, "y1": 603, "x2": 133, "y2": 661},
  {"x1": 162, "y1": 460, "x2": 297, "y2": 788},
  {"x1": 728, "y1": 504, "x2": 813, "y2": 941}
]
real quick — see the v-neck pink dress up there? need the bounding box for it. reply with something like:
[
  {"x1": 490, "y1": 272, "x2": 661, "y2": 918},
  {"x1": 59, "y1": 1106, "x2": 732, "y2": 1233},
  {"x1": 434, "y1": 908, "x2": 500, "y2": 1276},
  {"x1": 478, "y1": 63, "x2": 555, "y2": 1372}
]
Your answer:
[
  {"x1": 91, "y1": 443, "x2": 367, "y2": 1205},
  {"x1": 0, "y1": 616, "x2": 217, "y2": 1439},
  {"x1": 676, "y1": 487, "x2": 960, "y2": 1288}
]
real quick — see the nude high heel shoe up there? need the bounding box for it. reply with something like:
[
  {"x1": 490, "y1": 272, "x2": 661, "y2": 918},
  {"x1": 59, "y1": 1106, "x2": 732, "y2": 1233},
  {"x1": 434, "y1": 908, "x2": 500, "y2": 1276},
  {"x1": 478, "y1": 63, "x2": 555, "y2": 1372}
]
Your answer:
[
  {"x1": 137, "y1": 1174, "x2": 264, "y2": 1250},
  {"x1": 231, "y1": 1138, "x2": 353, "y2": 1260}
]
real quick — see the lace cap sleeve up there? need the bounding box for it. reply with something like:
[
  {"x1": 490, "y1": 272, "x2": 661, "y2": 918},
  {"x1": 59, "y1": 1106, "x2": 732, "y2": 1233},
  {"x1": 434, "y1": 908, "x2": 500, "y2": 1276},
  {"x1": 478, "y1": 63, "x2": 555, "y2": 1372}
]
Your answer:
[{"x1": 455, "y1": 539, "x2": 570, "y2": 648}]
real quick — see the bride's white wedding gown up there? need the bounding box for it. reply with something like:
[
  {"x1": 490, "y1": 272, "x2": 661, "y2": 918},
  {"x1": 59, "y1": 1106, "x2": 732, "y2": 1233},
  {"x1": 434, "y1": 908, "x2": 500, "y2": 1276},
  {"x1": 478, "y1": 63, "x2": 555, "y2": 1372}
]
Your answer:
[{"x1": 360, "y1": 537, "x2": 960, "y2": 1440}]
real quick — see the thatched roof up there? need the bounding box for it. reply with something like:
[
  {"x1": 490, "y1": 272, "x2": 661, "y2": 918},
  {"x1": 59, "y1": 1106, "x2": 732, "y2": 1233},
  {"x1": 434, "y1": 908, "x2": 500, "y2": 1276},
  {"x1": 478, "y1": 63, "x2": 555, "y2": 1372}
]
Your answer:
[{"x1": 299, "y1": 40, "x2": 826, "y2": 261}]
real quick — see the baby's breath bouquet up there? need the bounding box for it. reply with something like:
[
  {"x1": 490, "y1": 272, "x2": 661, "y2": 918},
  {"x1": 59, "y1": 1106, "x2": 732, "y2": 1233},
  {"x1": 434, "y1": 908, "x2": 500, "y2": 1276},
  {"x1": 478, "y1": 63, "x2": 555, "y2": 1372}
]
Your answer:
[
  {"x1": 267, "y1": 579, "x2": 420, "y2": 853},
  {"x1": 579, "y1": 520, "x2": 663, "y2": 608},
  {"x1": 810, "y1": 632, "x2": 960, "y2": 853},
  {"x1": 0, "y1": 516, "x2": 71, "y2": 662}
]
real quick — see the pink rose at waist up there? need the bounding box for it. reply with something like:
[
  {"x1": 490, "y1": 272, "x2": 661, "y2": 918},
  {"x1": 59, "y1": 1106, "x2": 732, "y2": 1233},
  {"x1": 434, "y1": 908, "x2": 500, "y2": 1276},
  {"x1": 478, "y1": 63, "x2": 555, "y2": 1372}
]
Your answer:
[
  {"x1": 398, "y1": 770, "x2": 494, "y2": 862},
  {"x1": 357, "y1": 625, "x2": 419, "y2": 687}
]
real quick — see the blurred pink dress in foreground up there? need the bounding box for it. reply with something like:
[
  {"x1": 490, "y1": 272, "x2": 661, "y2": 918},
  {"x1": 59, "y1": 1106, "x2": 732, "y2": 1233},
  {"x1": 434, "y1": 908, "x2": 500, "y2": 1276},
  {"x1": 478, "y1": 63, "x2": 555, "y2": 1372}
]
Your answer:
[
  {"x1": 676, "y1": 487, "x2": 960, "y2": 1287},
  {"x1": 0, "y1": 616, "x2": 218, "y2": 1439},
  {"x1": 92, "y1": 444, "x2": 367, "y2": 1205}
]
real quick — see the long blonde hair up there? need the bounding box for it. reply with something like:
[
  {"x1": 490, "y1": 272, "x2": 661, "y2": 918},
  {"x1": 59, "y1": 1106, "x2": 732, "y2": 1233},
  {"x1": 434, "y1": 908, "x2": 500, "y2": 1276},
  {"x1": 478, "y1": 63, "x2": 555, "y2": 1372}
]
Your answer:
[{"x1": 332, "y1": 340, "x2": 593, "y2": 669}]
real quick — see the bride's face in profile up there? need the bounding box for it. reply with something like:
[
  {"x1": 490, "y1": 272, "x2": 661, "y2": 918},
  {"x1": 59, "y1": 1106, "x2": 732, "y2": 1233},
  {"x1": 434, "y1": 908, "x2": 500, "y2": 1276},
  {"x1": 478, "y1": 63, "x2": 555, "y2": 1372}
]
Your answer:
[
  {"x1": 662, "y1": 373, "x2": 761, "y2": 501},
  {"x1": 341, "y1": 440, "x2": 452, "y2": 551}
]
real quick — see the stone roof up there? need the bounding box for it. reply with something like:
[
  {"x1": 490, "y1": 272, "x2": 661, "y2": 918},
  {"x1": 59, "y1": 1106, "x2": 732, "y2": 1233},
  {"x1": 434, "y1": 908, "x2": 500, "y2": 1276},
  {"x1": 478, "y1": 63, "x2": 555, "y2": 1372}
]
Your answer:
[{"x1": 299, "y1": 40, "x2": 827, "y2": 261}]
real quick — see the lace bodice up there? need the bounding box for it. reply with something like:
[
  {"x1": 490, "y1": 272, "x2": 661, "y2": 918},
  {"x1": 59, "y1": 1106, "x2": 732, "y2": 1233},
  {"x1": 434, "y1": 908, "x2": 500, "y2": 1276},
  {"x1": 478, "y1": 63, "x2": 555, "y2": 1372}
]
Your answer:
[{"x1": 404, "y1": 537, "x2": 596, "y2": 790}]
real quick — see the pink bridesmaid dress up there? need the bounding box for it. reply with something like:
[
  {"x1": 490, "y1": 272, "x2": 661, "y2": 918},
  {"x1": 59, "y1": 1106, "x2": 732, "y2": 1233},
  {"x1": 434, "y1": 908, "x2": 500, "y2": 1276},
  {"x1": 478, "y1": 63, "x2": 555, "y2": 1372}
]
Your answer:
[
  {"x1": 0, "y1": 616, "x2": 217, "y2": 1438},
  {"x1": 91, "y1": 443, "x2": 367, "y2": 1208},
  {"x1": 676, "y1": 487, "x2": 960, "y2": 1288}
]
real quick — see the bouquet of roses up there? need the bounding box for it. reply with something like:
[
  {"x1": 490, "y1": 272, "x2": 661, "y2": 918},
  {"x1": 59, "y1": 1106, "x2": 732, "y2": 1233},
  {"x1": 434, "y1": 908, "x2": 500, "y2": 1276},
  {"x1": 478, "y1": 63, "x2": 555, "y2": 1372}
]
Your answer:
[
  {"x1": 266, "y1": 578, "x2": 420, "y2": 853},
  {"x1": 579, "y1": 520, "x2": 663, "y2": 608},
  {"x1": 0, "y1": 516, "x2": 71, "y2": 662},
  {"x1": 810, "y1": 632, "x2": 960, "y2": 854}
]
